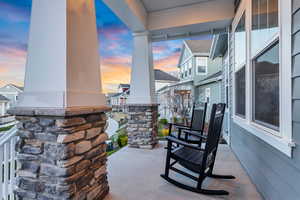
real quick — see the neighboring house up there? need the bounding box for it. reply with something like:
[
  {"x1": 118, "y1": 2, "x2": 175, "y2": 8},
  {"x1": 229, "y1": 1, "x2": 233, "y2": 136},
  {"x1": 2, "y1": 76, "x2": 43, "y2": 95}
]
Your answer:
[
  {"x1": 118, "y1": 84, "x2": 130, "y2": 93},
  {"x1": 184, "y1": 40, "x2": 223, "y2": 121},
  {"x1": 158, "y1": 39, "x2": 223, "y2": 122},
  {"x1": 0, "y1": 84, "x2": 23, "y2": 114},
  {"x1": 0, "y1": 94, "x2": 9, "y2": 116},
  {"x1": 157, "y1": 80, "x2": 193, "y2": 121},
  {"x1": 108, "y1": 70, "x2": 179, "y2": 110},
  {"x1": 154, "y1": 69, "x2": 179, "y2": 91}
]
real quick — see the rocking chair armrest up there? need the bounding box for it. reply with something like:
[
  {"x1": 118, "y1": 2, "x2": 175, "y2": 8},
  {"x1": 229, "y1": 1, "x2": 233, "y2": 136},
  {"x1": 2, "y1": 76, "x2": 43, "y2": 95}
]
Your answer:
[
  {"x1": 182, "y1": 130, "x2": 206, "y2": 138},
  {"x1": 166, "y1": 136, "x2": 203, "y2": 151},
  {"x1": 168, "y1": 123, "x2": 190, "y2": 130}
]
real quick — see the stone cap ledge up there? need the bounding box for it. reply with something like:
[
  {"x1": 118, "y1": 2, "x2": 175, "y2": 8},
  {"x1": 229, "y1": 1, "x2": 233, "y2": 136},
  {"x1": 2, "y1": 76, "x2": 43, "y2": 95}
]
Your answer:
[
  {"x1": 126, "y1": 103, "x2": 159, "y2": 107},
  {"x1": 8, "y1": 106, "x2": 112, "y2": 117}
]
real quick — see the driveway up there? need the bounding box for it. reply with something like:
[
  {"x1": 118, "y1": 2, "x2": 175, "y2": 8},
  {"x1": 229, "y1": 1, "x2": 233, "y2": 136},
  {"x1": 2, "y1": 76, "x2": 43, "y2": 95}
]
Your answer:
[{"x1": 106, "y1": 117, "x2": 119, "y2": 137}]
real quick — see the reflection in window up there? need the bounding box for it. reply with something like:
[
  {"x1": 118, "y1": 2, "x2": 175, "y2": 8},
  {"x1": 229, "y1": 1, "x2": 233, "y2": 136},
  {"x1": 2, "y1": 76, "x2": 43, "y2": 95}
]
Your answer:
[
  {"x1": 251, "y1": 0, "x2": 278, "y2": 56},
  {"x1": 253, "y1": 42, "x2": 279, "y2": 129},
  {"x1": 235, "y1": 66, "x2": 246, "y2": 117},
  {"x1": 234, "y1": 12, "x2": 246, "y2": 68},
  {"x1": 196, "y1": 57, "x2": 208, "y2": 74}
]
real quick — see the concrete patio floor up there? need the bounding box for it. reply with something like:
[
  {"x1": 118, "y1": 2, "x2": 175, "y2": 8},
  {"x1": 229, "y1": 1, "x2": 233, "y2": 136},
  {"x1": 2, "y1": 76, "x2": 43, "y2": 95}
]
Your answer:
[{"x1": 104, "y1": 142, "x2": 263, "y2": 200}]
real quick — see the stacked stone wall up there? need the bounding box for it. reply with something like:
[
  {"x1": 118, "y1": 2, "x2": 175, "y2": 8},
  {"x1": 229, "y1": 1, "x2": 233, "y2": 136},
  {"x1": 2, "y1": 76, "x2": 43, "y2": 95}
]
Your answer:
[
  {"x1": 127, "y1": 105, "x2": 158, "y2": 149},
  {"x1": 14, "y1": 112, "x2": 109, "y2": 200}
]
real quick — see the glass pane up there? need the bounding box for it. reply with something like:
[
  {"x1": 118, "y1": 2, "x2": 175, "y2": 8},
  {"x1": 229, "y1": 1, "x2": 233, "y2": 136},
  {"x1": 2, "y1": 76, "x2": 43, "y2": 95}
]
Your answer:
[
  {"x1": 234, "y1": 12, "x2": 246, "y2": 69},
  {"x1": 196, "y1": 57, "x2": 207, "y2": 74},
  {"x1": 253, "y1": 42, "x2": 279, "y2": 129},
  {"x1": 235, "y1": 66, "x2": 246, "y2": 117},
  {"x1": 251, "y1": 0, "x2": 278, "y2": 56}
]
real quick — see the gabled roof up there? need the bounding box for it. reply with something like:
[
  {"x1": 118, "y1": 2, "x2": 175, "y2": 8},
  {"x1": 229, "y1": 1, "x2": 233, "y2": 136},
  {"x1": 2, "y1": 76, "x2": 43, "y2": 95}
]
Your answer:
[
  {"x1": 178, "y1": 39, "x2": 213, "y2": 67},
  {"x1": 0, "y1": 84, "x2": 24, "y2": 92},
  {"x1": 0, "y1": 94, "x2": 9, "y2": 101},
  {"x1": 154, "y1": 69, "x2": 179, "y2": 82},
  {"x1": 184, "y1": 39, "x2": 212, "y2": 54},
  {"x1": 196, "y1": 71, "x2": 222, "y2": 86},
  {"x1": 210, "y1": 33, "x2": 228, "y2": 59},
  {"x1": 12, "y1": 84, "x2": 24, "y2": 91}
]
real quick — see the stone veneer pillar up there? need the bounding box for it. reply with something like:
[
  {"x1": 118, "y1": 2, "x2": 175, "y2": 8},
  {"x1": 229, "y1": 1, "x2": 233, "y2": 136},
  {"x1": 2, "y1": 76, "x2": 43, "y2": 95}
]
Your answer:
[
  {"x1": 127, "y1": 104, "x2": 158, "y2": 149},
  {"x1": 9, "y1": 107, "x2": 110, "y2": 200}
]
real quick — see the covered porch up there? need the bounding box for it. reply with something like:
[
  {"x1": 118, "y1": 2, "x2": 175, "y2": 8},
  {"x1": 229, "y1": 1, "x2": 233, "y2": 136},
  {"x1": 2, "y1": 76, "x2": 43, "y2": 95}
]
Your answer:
[
  {"x1": 105, "y1": 142, "x2": 262, "y2": 200},
  {"x1": 1, "y1": 0, "x2": 295, "y2": 199}
]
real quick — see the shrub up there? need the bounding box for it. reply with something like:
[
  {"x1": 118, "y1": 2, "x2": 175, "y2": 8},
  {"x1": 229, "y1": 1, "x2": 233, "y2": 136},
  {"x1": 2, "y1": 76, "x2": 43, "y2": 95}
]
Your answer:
[
  {"x1": 161, "y1": 128, "x2": 169, "y2": 137},
  {"x1": 159, "y1": 118, "x2": 168, "y2": 125},
  {"x1": 117, "y1": 134, "x2": 128, "y2": 147},
  {"x1": 172, "y1": 117, "x2": 178, "y2": 123}
]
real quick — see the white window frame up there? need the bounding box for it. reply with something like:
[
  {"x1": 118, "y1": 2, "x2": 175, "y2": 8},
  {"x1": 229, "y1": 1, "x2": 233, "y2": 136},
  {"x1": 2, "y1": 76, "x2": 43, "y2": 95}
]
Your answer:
[
  {"x1": 232, "y1": 0, "x2": 293, "y2": 157},
  {"x1": 196, "y1": 56, "x2": 208, "y2": 75},
  {"x1": 232, "y1": 7, "x2": 247, "y2": 121}
]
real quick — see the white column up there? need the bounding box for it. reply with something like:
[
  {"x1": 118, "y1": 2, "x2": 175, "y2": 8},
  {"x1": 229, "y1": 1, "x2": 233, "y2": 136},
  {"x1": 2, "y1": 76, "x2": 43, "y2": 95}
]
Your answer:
[
  {"x1": 128, "y1": 31, "x2": 156, "y2": 104},
  {"x1": 17, "y1": 0, "x2": 105, "y2": 109}
]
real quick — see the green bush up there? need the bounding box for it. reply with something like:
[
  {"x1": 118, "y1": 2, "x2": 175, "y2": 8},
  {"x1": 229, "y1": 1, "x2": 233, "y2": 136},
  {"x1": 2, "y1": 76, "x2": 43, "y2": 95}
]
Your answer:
[
  {"x1": 115, "y1": 128, "x2": 128, "y2": 148},
  {"x1": 117, "y1": 134, "x2": 128, "y2": 147},
  {"x1": 159, "y1": 118, "x2": 168, "y2": 125},
  {"x1": 172, "y1": 117, "x2": 178, "y2": 123}
]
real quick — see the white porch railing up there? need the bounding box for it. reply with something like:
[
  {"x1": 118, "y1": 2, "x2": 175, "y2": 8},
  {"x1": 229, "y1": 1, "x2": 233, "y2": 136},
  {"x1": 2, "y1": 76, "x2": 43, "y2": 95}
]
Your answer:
[{"x1": 0, "y1": 126, "x2": 18, "y2": 200}]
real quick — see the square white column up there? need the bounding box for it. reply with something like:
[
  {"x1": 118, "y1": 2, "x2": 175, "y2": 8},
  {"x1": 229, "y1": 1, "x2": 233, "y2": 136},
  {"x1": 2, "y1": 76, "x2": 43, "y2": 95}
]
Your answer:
[
  {"x1": 17, "y1": 0, "x2": 106, "y2": 109},
  {"x1": 128, "y1": 31, "x2": 156, "y2": 104}
]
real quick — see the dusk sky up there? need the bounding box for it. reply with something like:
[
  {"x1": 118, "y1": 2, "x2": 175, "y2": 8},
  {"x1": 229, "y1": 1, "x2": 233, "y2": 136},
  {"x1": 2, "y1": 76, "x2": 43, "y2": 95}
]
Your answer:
[{"x1": 0, "y1": 0, "x2": 186, "y2": 93}]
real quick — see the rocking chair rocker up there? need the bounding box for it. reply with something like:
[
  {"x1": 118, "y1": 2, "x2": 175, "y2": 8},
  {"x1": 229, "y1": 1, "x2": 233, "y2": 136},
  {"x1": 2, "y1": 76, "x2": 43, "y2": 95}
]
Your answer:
[{"x1": 161, "y1": 103, "x2": 235, "y2": 195}]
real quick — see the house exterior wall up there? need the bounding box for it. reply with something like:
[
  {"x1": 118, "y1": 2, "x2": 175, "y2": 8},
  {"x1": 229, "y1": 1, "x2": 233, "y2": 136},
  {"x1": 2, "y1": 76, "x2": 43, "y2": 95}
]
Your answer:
[
  {"x1": 228, "y1": 1, "x2": 300, "y2": 199},
  {"x1": 178, "y1": 46, "x2": 194, "y2": 81},
  {"x1": 0, "y1": 85, "x2": 22, "y2": 108},
  {"x1": 195, "y1": 81, "x2": 221, "y2": 122},
  {"x1": 194, "y1": 57, "x2": 222, "y2": 86}
]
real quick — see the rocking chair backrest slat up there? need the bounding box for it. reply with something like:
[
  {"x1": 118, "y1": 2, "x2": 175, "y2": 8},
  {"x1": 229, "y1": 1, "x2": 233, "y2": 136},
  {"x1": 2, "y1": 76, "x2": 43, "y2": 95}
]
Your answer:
[
  {"x1": 190, "y1": 102, "x2": 207, "y2": 131},
  {"x1": 202, "y1": 103, "x2": 226, "y2": 168}
]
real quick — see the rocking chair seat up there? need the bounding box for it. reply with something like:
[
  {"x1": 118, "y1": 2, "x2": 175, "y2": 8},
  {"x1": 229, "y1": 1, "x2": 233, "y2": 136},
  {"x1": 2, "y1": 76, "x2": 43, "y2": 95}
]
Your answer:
[{"x1": 172, "y1": 147, "x2": 212, "y2": 173}]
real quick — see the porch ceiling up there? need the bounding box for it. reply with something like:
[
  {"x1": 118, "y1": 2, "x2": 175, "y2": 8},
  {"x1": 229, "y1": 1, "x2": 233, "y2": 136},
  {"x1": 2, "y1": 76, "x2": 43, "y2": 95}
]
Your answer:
[
  {"x1": 102, "y1": 0, "x2": 235, "y2": 41},
  {"x1": 141, "y1": 0, "x2": 211, "y2": 12}
]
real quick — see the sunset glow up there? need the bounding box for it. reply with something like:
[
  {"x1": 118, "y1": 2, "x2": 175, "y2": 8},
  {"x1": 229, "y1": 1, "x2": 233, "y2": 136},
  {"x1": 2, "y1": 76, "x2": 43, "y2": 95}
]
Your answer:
[{"x1": 0, "y1": 0, "x2": 183, "y2": 93}]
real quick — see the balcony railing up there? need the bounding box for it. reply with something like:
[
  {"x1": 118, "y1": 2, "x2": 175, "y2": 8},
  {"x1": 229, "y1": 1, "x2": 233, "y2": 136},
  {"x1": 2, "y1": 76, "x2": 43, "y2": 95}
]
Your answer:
[{"x1": 0, "y1": 126, "x2": 18, "y2": 200}]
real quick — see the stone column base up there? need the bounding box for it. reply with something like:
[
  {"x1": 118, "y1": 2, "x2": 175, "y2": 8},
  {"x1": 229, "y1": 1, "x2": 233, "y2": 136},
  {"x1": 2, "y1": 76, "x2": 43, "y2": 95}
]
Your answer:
[
  {"x1": 127, "y1": 104, "x2": 158, "y2": 149},
  {"x1": 8, "y1": 106, "x2": 111, "y2": 200}
]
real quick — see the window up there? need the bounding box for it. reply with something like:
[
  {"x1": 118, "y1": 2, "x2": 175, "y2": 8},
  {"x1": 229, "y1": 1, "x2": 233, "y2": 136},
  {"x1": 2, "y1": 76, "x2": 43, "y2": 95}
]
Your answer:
[
  {"x1": 196, "y1": 57, "x2": 207, "y2": 74},
  {"x1": 251, "y1": 0, "x2": 279, "y2": 56},
  {"x1": 235, "y1": 13, "x2": 246, "y2": 68},
  {"x1": 253, "y1": 41, "x2": 279, "y2": 130},
  {"x1": 231, "y1": 0, "x2": 293, "y2": 156},
  {"x1": 251, "y1": 0, "x2": 279, "y2": 131},
  {"x1": 188, "y1": 60, "x2": 192, "y2": 76},
  {"x1": 235, "y1": 67, "x2": 246, "y2": 117},
  {"x1": 234, "y1": 12, "x2": 246, "y2": 118}
]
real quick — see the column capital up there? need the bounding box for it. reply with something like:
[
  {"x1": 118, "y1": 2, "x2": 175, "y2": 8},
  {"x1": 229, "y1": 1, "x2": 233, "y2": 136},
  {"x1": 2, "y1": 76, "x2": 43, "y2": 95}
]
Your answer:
[{"x1": 132, "y1": 31, "x2": 150, "y2": 37}]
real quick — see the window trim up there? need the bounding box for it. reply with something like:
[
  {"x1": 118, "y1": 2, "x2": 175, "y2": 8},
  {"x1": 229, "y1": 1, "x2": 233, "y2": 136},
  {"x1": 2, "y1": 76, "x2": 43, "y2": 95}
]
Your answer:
[
  {"x1": 231, "y1": 0, "x2": 293, "y2": 157},
  {"x1": 232, "y1": 7, "x2": 247, "y2": 122},
  {"x1": 196, "y1": 56, "x2": 208, "y2": 75}
]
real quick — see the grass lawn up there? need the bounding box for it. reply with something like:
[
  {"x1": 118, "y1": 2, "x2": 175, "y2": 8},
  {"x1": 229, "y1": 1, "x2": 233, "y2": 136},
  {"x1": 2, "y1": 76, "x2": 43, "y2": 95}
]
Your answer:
[
  {"x1": 0, "y1": 125, "x2": 14, "y2": 132},
  {"x1": 107, "y1": 148, "x2": 121, "y2": 156}
]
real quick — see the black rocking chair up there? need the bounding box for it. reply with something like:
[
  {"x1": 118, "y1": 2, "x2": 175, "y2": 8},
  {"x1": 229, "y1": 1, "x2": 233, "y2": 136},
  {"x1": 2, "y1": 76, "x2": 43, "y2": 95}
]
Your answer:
[
  {"x1": 161, "y1": 103, "x2": 235, "y2": 195},
  {"x1": 168, "y1": 102, "x2": 207, "y2": 146}
]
